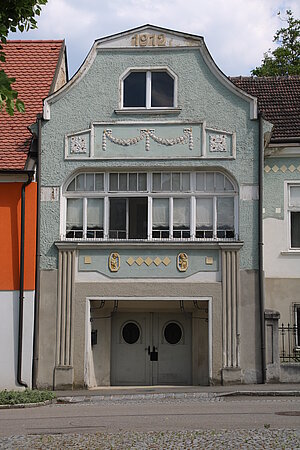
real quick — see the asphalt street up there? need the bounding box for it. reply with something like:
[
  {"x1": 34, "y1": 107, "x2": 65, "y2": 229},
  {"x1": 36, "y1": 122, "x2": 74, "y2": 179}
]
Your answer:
[{"x1": 0, "y1": 395, "x2": 299, "y2": 436}]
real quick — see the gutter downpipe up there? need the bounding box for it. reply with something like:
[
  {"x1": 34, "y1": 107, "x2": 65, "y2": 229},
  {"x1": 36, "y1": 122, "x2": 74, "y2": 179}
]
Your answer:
[
  {"x1": 17, "y1": 171, "x2": 34, "y2": 388},
  {"x1": 258, "y1": 112, "x2": 266, "y2": 384},
  {"x1": 32, "y1": 114, "x2": 42, "y2": 389}
]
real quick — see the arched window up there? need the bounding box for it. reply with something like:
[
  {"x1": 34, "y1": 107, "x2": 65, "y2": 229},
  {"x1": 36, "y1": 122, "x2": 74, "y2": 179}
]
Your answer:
[{"x1": 63, "y1": 171, "x2": 238, "y2": 241}]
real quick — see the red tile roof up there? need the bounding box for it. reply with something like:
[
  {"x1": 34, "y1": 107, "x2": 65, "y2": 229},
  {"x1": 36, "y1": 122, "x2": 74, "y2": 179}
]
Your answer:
[
  {"x1": 230, "y1": 76, "x2": 300, "y2": 142},
  {"x1": 0, "y1": 40, "x2": 64, "y2": 170}
]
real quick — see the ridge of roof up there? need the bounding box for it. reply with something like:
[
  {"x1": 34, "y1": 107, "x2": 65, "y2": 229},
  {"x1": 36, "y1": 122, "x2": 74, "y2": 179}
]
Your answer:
[{"x1": 6, "y1": 39, "x2": 64, "y2": 44}]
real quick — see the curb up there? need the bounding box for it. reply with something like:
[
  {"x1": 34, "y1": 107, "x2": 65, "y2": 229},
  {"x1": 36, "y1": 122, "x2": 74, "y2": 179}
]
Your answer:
[
  {"x1": 56, "y1": 390, "x2": 300, "y2": 404},
  {"x1": 220, "y1": 390, "x2": 300, "y2": 397},
  {"x1": 0, "y1": 399, "x2": 55, "y2": 410},
  {"x1": 57, "y1": 392, "x2": 220, "y2": 404}
]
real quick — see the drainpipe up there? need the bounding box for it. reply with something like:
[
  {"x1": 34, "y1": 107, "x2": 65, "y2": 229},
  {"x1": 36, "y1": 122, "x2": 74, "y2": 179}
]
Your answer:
[
  {"x1": 18, "y1": 171, "x2": 34, "y2": 388},
  {"x1": 32, "y1": 114, "x2": 42, "y2": 389},
  {"x1": 258, "y1": 112, "x2": 266, "y2": 384}
]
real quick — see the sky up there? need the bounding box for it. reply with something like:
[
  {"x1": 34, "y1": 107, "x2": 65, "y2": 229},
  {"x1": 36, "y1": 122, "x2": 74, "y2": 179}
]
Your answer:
[{"x1": 8, "y1": 0, "x2": 300, "y2": 78}]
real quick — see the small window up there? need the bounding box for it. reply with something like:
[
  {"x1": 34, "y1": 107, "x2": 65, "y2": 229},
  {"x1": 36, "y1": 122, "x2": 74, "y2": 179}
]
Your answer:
[
  {"x1": 109, "y1": 173, "x2": 147, "y2": 192},
  {"x1": 152, "y1": 172, "x2": 190, "y2": 192},
  {"x1": 164, "y1": 322, "x2": 182, "y2": 344},
  {"x1": 122, "y1": 322, "x2": 140, "y2": 344},
  {"x1": 123, "y1": 70, "x2": 174, "y2": 109},
  {"x1": 67, "y1": 173, "x2": 104, "y2": 192},
  {"x1": 288, "y1": 185, "x2": 300, "y2": 249}
]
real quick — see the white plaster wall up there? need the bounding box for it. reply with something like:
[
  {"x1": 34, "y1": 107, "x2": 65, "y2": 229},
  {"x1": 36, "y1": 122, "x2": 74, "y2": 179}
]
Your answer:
[
  {"x1": 0, "y1": 291, "x2": 34, "y2": 389},
  {"x1": 264, "y1": 217, "x2": 300, "y2": 278}
]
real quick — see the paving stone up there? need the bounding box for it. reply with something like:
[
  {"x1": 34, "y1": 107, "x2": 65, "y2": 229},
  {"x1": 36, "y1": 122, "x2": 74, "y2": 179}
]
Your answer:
[{"x1": 1, "y1": 429, "x2": 300, "y2": 449}]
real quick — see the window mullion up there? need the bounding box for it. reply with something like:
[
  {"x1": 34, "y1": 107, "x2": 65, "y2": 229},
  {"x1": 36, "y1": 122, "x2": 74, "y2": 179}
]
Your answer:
[
  {"x1": 213, "y1": 196, "x2": 217, "y2": 239},
  {"x1": 148, "y1": 196, "x2": 152, "y2": 239},
  {"x1": 234, "y1": 195, "x2": 239, "y2": 240},
  {"x1": 191, "y1": 196, "x2": 196, "y2": 239},
  {"x1": 126, "y1": 198, "x2": 129, "y2": 239},
  {"x1": 83, "y1": 197, "x2": 87, "y2": 239},
  {"x1": 104, "y1": 196, "x2": 109, "y2": 239},
  {"x1": 146, "y1": 71, "x2": 151, "y2": 108},
  {"x1": 170, "y1": 197, "x2": 173, "y2": 239}
]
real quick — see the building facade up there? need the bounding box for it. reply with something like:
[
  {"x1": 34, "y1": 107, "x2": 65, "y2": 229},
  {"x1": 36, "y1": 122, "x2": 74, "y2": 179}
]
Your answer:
[
  {"x1": 37, "y1": 25, "x2": 269, "y2": 389},
  {"x1": 232, "y1": 76, "x2": 300, "y2": 373},
  {"x1": 0, "y1": 40, "x2": 67, "y2": 389}
]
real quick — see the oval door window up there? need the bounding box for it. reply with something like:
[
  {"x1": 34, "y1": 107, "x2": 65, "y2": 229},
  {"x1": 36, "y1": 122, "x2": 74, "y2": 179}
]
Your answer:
[
  {"x1": 122, "y1": 322, "x2": 140, "y2": 344},
  {"x1": 164, "y1": 322, "x2": 182, "y2": 344}
]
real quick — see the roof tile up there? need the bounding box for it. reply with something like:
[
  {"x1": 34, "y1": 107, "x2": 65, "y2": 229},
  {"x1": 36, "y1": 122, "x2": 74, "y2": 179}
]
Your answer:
[
  {"x1": 230, "y1": 76, "x2": 300, "y2": 142},
  {"x1": 0, "y1": 40, "x2": 64, "y2": 170}
]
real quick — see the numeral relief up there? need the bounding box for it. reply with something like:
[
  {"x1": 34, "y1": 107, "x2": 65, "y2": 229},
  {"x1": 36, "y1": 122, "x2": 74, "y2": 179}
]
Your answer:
[{"x1": 131, "y1": 33, "x2": 166, "y2": 47}]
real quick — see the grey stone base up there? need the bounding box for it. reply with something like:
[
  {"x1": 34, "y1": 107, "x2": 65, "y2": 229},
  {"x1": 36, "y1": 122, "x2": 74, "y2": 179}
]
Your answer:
[
  {"x1": 280, "y1": 363, "x2": 300, "y2": 383},
  {"x1": 221, "y1": 367, "x2": 242, "y2": 385},
  {"x1": 54, "y1": 366, "x2": 74, "y2": 390}
]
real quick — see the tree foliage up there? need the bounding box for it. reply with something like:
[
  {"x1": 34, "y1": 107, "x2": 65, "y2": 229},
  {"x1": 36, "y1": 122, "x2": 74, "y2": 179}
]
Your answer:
[
  {"x1": 0, "y1": 0, "x2": 47, "y2": 115},
  {"x1": 251, "y1": 10, "x2": 300, "y2": 77}
]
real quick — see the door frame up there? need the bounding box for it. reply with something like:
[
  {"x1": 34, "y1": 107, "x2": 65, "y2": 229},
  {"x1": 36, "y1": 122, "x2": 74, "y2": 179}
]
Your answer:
[{"x1": 84, "y1": 296, "x2": 212, "y2": 387}]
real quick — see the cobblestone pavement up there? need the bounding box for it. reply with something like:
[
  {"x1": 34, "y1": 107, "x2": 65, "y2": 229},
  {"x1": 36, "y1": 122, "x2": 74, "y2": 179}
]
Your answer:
[{"x1": 0, "y1": 428, "x2": 300, "y2": 449}]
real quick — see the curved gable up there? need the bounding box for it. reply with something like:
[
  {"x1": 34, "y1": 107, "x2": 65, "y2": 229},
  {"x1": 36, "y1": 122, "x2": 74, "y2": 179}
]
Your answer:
[{"x1": 43, "y1": 25, "x2": 257, "y2": 120}]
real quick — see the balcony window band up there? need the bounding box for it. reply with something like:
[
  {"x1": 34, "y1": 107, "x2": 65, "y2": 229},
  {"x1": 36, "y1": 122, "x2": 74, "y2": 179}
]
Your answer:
[{"x1": 63, "y1": 171, "x2": 238, "y2": 242}]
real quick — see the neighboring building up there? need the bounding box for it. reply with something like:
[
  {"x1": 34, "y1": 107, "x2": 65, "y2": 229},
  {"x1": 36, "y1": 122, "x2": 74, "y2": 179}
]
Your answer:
[
  {"x1": 231, "y1": 76, "x2": 300, "y2": 352},
  {"x1": 37, "y1": 25, "x2": 267, "y2": 389},
  {"x1": 0, "y1": 40, "x2": 67, "y2": 389}
]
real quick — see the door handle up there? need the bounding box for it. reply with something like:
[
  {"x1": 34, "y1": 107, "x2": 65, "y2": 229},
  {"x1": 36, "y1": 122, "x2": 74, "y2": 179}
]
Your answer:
[{"x1": 147, "y1": 345, "x2": 151, "y2": 355}]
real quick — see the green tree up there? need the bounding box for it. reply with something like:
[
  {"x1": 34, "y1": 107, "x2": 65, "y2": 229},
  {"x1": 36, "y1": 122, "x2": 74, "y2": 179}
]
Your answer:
[
  {"x1": 0, "y1": 0, "x2": 47, "y2": 115},
  {"x1": 251, "y1": 10, "x2": 300, "y2": 77}
]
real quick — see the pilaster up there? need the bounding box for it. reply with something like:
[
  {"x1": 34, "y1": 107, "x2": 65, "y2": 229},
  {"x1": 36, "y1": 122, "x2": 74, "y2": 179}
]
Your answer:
[
  {"x1": 54, "y1": 249, "x2": 76, "y2": 389},
  {"x1": 221, "y1": 246, "x2": 241, "y2": 384}
]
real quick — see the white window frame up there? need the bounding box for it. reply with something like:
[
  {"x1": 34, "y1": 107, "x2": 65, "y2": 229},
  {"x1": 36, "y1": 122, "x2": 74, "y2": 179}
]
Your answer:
[
  {"x1": 120, "y1": 66, "x2": 178, "y2": 110},
  {"x1": 294, "y1": 304, "x2": 300, "y2": 348},
  {"x1": 286, "y1": 182, "x2": 300, "y2": 251},
  {"x1": 62, "y1": 171, "x2": 238, "y2": 242}
]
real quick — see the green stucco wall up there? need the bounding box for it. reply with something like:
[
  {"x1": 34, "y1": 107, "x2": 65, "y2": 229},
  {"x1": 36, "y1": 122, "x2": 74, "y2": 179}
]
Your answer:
[{"x1": 40, "y1": 47, "x2": 259, "y2": 271}]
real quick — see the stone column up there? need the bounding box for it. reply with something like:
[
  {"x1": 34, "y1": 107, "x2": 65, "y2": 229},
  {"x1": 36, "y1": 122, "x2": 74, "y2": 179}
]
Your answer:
[
  {"x1": 54, "y1": 249, "x2": 76, "y2": 389},
  {"x1": 264, "y1": 309, "x2": 280, "y2": 383},
  {"x1": 221, "y1": 245, "x2": 242, "y2": 384}
]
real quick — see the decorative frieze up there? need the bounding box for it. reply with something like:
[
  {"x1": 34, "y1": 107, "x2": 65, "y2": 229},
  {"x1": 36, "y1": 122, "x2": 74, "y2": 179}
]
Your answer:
[
  {"x1": 126, "y1": 256, "x2": 171, "y2": 267},
  {"x1": 102, "y1": 128, "x2": 193, "y2": 152},
  {"x1": 265, "y1": 164, "x2": 300, "y2": 174}
]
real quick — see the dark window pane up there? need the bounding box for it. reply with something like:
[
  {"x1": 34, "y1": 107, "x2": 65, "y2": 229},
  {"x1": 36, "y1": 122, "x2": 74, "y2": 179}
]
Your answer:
[
  {"x1": 129, "y1": 197, "x2": 148, "y2": 239},
  {"x1": 164, "y1": 322, "x2": 182, "y2": 344},
  {"x1": 124, "y1": 72, "x2": 146, "y2": 107},
  {"x1": 151, "y1": 72, "x2": 174, "y2": 107},
  {"x1": 291, "y1": 212, "x2": 300, "y2": 248},
  {"x1": 122, "y1": 322, "x2": 140, "y2": 344},
  {"x1": 109, "y1": 198, "x2": 126, "y2": 238}
]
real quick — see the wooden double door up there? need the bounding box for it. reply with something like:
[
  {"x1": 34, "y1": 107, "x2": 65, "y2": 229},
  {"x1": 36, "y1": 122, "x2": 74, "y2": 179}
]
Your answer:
[{"x1": 111, "y1": 312, "x2": 192, "y2": 385}]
